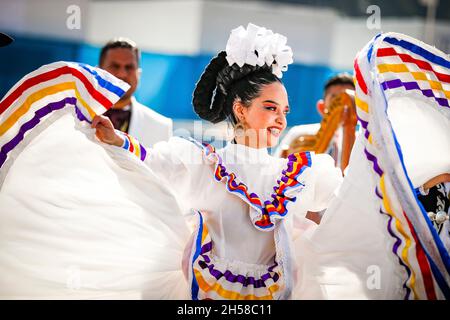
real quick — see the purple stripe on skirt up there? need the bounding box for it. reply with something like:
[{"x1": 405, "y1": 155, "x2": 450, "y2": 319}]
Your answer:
[
  {"x1": 140, "y1": 144, "x2": 147, "y2": 161},
  {"x1": 197, "y1": 260, "x2": 280, "y2": 289},
  {"x1": 196, "y1": 239, "x2": 280, "y2": 289},
  {"x1": 201, "y1": 241, "x2": 212, "y2": 255},
  {"x1": 384, "y1": 210, "x2": 412, "y2": 299},
  {"x1": 363, "y1": 148, "x2": 384, "y2": 176},
  {"x1": 201, "y1": 254, "x2": 211, "y2": 264},
  {"x1": 381, "y1": 79, "x2": 450, "y2": 108},
  {"x1": 375, "y1": 187, "x2": 383, "y2": 199},
  {"x1": 357, "y1": 115, "x2": 369, "y2": 129},
  {"x1": 74, "y1": 106, "x2": 89, "y2": 122},
  {"x1": 382, "y1": 79, "x2": 402, "y2": 90}
]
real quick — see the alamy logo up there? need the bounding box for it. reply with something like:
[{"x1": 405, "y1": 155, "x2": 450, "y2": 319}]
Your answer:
[
  {"x1": 366, "y1": 265, "x2": 381, "y2": 290},
  {"x1": 66, "y1": 5, "x2": 81, "y2": 30},
  {"x1": 366, "y1": 5, "x2": 381, "y2": 30}
]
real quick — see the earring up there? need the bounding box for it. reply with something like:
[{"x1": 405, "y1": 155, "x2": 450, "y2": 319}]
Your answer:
[{"x1": 234, "y1": 120, "x2": 245, "y2": 137}]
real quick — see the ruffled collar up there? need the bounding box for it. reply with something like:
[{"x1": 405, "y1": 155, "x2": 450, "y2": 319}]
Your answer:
[{"x1": 187, "y1": 138, "x2": 312, "y2": 231}]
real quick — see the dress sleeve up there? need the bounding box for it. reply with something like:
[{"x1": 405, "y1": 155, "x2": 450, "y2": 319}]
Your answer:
[
  {"x1": 310, "y1": 153, "x2": 343, "y2": 211},
  {"x1": 116, "y1": 132, "x2": 206, "y2": 204},
  {"x1": 293, "y1": 153, "x2": 343, "y2": 214}
]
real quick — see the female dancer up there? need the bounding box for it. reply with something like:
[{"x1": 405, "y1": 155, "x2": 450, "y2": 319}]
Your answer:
[
  {"x1": 92, "y1": 23, "x2": 343, "y2": 300},
  {"x1": 3, "y1": 27, "x2": 445, "y2": 300}
]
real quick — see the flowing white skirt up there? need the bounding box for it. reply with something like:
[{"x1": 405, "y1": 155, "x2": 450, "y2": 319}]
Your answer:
[{"x1": 0, "y1": 109, "x2": 191, "y2": 299}]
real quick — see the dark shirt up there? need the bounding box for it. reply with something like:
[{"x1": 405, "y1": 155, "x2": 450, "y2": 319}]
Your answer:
[
  {"x1": 417, "y1": 183, "x2": 450, "y2": 235},
  {"x1": 104, "y1": 105, "x2": 131, "y2": 133}
]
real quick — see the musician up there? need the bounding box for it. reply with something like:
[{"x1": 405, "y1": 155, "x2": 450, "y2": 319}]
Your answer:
[{"x1": 274, "y1": 73, "x2": 355, "y2": 168}]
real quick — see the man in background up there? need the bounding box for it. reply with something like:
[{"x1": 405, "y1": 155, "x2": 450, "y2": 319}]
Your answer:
[
  {"x1": 317, "y1": 73, "x2": 355, "y2": 117},
  {"x1": 274, "y1": 73, "x2": 355, "y2": 164},
  {"x1": 99, "y1": 38, "x2": 172, "y2": 146},
  {"x1": 275, "y1": 73, "x2": 355, "y2": 225}
]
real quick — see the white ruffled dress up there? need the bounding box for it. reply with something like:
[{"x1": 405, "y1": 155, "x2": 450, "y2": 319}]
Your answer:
[{"x1": 117, "y1": 133, "x2": 343, "y2": 300}]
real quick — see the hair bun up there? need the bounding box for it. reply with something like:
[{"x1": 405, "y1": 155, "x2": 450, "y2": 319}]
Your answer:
[
  {"x1": 192, "y1": 51, "x2": 229, "y2": 123},
  {"x1": 193, "y1": 52, "x2": 273, "y2": 123}
]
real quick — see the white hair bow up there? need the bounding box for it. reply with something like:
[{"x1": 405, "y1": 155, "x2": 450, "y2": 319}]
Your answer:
[{"x1": 225, "y1": 23, "x2": 293, "y2": 78}]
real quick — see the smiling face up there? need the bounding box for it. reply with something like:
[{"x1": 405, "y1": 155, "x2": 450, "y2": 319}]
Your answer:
[{"x1": 233, "y1": 81, "x2": 289, "y2": 149}]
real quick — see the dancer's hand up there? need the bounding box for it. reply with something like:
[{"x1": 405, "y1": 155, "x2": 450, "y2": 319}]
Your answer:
[{"x1": 91, "y1": 115, "x2": 124, "y2": 147}]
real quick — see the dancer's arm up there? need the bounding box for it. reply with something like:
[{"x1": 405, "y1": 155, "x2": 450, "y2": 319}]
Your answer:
[{"x1": 91, "y1": 115, "x2": 201, "y2": 204}]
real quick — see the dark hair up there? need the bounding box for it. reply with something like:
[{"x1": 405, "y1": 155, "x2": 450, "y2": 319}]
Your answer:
[
  {"x1": 99, "y1": 37, "x2": 141, "y2": 66},
  {"x1": 192, "y1": 51, "x2": 282, "y2": 124},
  {"x1": 323, "y1": 73, "x2": 354, "y2": 94}
]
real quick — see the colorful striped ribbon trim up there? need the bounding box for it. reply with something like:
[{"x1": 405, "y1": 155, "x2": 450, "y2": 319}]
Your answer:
[
  {"x1": 119, "y1": 131, "x2": 147, "y2": 161},
  {"x1": 0, "y1": 61, "x2": 129, "y2": 171},
  {"x1": 189, "y1": 138, "x2": 312, "y2": 231},
  {"x1": 354, "y1": 32, "x2": 450, "y2": 299},
  {"x1": 190, "y1": 211, "x2": 282, "y2": 300}
]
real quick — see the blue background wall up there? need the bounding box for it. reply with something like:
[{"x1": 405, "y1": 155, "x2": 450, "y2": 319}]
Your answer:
[{"x1": 0, "y1": 35, "x2": 349, "y2": 126}]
